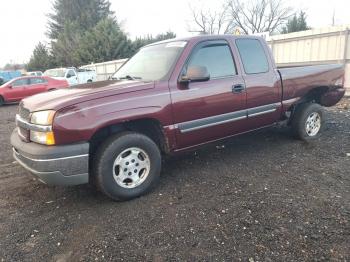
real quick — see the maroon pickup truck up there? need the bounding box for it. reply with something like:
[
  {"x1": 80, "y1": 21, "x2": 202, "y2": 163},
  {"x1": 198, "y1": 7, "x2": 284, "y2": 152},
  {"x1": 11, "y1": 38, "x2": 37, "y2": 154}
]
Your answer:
[{"x1": 11, "y1": 35, "x2": 345, "y2": 200}]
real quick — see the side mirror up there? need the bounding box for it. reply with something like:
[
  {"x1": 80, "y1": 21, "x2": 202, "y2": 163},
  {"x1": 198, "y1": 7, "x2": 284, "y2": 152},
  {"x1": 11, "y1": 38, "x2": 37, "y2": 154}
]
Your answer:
[{"x1": 180, "y1": 65, "x2": 210, "y2": 84}]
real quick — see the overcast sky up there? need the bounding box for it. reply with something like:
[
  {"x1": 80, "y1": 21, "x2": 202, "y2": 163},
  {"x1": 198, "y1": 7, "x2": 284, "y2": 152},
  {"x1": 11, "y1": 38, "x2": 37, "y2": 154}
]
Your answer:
[{"x1": 0, "y1": 0, "x2": 350, "y2": 67}]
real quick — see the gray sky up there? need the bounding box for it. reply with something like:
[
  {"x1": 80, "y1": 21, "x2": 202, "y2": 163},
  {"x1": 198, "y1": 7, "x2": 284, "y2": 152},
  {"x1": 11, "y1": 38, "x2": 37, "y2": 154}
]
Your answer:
[{"x1": 1, "y1": 0, "x2": 350, "y2": 67}]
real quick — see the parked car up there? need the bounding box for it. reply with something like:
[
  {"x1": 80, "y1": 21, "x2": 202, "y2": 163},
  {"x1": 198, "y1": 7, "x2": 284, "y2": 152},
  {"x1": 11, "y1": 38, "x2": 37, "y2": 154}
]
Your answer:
[
  {"x1": 0, "y1": 70, "x2": 21, "y2": 82},
  {"x1": 44, "y1": 67, "x2": 96, "y2": 86},
  {"x1": 0, "y1": 76, "x2": 69, "y2": 105},
  {"x1": 11, "y1": 35, "x2": 345, "y2": 201},
  {"x1": 27, "y1": 71, "x2": 43, "y2": 76}
]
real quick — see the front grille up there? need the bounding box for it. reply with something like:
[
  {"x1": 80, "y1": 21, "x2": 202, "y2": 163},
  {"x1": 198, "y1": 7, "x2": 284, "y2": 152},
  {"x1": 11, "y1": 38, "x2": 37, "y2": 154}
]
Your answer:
[
  {"x1": 18, "y1": 127, "x2": 30, "y2": 142},
  {"x1": 19, "y1": 102, "x2": 30, "y2": 121}
]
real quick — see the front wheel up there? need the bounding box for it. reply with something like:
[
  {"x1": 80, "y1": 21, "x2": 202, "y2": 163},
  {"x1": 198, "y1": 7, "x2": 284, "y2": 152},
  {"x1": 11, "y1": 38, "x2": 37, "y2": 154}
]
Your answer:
[
  {"x1": 291, "y1": 103, "x2": 324, "y2": 141},
  {"x1": 0, "y1": 96, "x2": 4, "y2": 106},
  {"x1": 93, "y1": 132, "x2": 161, "y2": 201}
]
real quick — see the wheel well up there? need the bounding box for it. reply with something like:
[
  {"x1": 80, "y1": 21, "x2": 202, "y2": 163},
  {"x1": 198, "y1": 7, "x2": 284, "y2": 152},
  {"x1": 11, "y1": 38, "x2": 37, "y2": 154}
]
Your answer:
[
  {"x1": 286, "y1": 86, "x2": 329, "y2": 124},
  {"x1": 301, "y1": 86, "x2": 329, "y2": 104},
  {"x1": 89, "y1": 119, "x2": 169, "y2": 159}
]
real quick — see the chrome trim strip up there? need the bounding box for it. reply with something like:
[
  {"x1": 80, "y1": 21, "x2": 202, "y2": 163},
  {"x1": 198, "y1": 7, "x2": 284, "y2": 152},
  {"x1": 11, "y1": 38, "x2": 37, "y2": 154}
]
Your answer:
[
  {"x1": 178, "y1": 110, "x2": 247, "y2": 133},
  {"x1": 16, "y1": 114, "x2": 52, "y2": 132},
  {"x1": 13, "y1": 148, "x2": 88, "y2": 162},
  {"x1": 177, "y1": 102, "x2": 281, "y2": 133},
  {"x1": 247, "y1": 103, "x2": 279, "y2": 117},
  {"x1": 248, "y1": 108, "x2": 276, "y2": 117}
]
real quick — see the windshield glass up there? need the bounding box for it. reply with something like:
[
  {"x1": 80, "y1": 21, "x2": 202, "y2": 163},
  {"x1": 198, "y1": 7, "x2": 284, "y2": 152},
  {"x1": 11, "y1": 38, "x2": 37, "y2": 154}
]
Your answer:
[
  {"x1": 112, "y1": 41, "x2": 187, "y2": 81},
  {"x1": 44, "y1": 69, "x2": 66, "y2": 78}
]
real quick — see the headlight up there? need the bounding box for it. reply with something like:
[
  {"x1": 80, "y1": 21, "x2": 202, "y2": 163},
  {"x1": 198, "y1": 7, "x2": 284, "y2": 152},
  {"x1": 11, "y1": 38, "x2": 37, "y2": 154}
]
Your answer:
[
  {"x1": 30, "y1": 110, "x2": 55, "y2": 125},
  {"x1": 30, "y1": 131, "x2": 56, "y2": 145},
  {"x1": 334, "y1": 77, "x2": 344, "y2": 87},
  {"x1": 30, "y1": 110, "x2": 56, "y2": 145}
]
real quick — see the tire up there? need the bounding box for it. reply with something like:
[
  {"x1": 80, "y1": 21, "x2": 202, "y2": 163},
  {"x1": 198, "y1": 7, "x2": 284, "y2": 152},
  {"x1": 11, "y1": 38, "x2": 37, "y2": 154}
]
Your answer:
[
  {"x1": 93, "y1": 132, "x2": 161, "y2": 201},
  {"x1": 291, "y1": 103, "x2": 324, "y2": 141},
  {"x1": 87, "y1": 80, "x2": 93, "y2": 83},
  {"x1": 0, "y1": 96, "x2": 4, "y2": 106}
]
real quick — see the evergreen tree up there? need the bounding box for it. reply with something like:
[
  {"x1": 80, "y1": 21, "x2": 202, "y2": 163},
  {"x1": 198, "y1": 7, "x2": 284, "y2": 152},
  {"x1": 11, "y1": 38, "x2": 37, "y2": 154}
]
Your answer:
[
  {"x1": 77, "y1": 18, "x2": 134, "y2": 64},
  {"x1": 28, "y1": 0, "x2": 177, "y2": 69},
  {"x1": 51, "y1": 21, "x2": 83, "y2": 67},
  {"x1": 282, "y1": 11, "x2": 310, "y2": 34},
  {"x1": 27, "y1": 42, "x2": 55, "y2": 72},
  {"x1": 132, "y1": 31, "x2": 176, "y2": 52},
  {"x1": 48, "y1": 0, "x2": 113, "y2": 39}
]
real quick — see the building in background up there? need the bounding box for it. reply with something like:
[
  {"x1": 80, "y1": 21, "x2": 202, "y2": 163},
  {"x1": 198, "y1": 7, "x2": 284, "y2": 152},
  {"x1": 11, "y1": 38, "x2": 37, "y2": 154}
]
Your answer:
[{"x1": 267, "y1": 25, "x2": 350, "y2": 94}]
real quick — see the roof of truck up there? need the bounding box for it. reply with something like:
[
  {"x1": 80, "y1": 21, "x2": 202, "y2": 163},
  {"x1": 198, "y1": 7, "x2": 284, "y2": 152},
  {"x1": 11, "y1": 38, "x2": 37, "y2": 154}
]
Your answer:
[{"x1": 145, "y1": 34, "x2": 264, "y2": 47}]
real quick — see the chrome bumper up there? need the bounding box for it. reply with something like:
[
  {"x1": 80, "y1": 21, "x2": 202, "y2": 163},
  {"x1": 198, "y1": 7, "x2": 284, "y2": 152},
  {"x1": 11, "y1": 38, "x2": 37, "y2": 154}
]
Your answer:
[{"x1": 11, "y1": 129, "x2": 89, "y2": 186}]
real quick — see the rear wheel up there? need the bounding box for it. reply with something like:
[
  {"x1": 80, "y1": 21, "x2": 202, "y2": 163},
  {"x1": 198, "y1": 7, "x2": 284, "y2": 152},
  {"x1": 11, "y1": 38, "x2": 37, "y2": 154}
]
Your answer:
[
  {"x1": 291, "y1": 103, "x2": 324, "y2": 141},
  {"x1": 0, "y1": 96, "x2": 4, "y2": 106},
  {"x1": 93, "y1": 132, "x2": 161, "y2": 201}
]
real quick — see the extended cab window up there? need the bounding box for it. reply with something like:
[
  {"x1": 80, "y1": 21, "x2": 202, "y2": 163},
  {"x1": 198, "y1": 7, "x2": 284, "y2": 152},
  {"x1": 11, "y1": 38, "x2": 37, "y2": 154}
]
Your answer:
[
  {"x1": 188, "y1": 43, "x2": 236, "y2": 78},
  {"x1": 236, "y1": 39, "x2": 269, "y2": 74}
]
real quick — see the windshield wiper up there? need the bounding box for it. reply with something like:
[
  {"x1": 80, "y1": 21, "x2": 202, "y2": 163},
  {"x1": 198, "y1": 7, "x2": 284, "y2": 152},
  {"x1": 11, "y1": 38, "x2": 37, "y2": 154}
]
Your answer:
[{"x1": 118, "y1": 75, "x2": 142, "y2": 80}]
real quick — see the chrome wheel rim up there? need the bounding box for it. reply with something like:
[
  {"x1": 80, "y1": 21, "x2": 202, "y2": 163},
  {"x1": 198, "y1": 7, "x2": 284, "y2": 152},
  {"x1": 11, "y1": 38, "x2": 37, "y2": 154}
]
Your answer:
[
  {"x1": 112, "y1": 147, "x2": 150, "y2": 189},
  {"x1": 305, "y1": 112, "x2": 321, "y2": 136}
]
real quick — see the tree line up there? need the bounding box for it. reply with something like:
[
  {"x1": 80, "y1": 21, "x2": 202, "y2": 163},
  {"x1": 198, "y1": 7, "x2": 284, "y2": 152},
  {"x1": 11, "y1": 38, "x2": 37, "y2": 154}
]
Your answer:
[
  {"x1": 27, "y1": 0, "x2": 310, "y2": 72},
  {"x1": 27, "y1": 0, "x2": 176, "y2": 72}
]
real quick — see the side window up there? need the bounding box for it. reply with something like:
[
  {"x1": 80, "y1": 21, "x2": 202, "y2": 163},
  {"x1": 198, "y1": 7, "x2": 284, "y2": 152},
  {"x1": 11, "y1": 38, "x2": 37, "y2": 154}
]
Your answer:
[
  {"x1": 30, "y1": 78, "x2": 47, "y2": 85},
  {"x1": 187, "y1": 43, "x2": 237, "y2": 78},
  {"x1": 236, "y1": 39, "x2": 269, "y2": 74},
  {"x1": 12, "y1": 79, "x2": 28, "y2": 87},
  {"x1": 67, "y1": 70, "x2": 76, "y2": 77}
]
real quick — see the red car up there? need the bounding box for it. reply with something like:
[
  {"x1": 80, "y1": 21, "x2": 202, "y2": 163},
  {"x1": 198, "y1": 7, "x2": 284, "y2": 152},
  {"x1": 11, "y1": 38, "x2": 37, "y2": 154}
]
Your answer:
[{"x1": 0, "y1": 76, "x2": 69, "y2": 106}]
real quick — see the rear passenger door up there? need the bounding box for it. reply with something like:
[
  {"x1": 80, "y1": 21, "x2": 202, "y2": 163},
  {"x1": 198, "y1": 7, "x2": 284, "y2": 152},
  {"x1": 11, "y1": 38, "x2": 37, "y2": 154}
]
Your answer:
[
  {"x1": 235, "y1": 38, "x2": 281, "y2": 129},
  {"x1": 170, "y1": 40, "x2": 248, "y2": 149},
  {"x1": 27, "y1": 77, "x2": 48, "y2": 96}
]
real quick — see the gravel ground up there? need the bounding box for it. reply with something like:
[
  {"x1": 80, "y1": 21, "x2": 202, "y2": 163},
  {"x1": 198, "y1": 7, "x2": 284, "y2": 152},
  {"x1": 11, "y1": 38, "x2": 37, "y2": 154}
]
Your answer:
[{"x1": 0, "y1": 99, "x2": 349, "y2": 261}]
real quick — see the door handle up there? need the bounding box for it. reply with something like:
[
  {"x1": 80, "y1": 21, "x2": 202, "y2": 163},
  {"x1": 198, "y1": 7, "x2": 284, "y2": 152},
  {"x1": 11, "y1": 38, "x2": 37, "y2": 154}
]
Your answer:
[{"x1": 232, "y1": 84, "x2": 245, "y2": 93}]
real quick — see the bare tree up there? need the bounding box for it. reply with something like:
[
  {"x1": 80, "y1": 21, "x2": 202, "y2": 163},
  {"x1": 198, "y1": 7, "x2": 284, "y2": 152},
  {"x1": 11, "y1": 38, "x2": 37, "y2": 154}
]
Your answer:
[
  {"x1": 188, "y1": 0, "x2": 292, "y2": 35},
  {"x1": 226, "y1": 0, "x2": 293, "y2": 34},
  {"x1": 188, "y1": 3, "x2": 233, "y2": 34}
]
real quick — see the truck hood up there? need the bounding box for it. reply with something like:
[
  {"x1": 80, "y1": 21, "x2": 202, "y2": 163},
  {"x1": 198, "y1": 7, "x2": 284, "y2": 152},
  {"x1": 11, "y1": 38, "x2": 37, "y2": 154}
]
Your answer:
[{"x1": 21, "y1": 80, "x2": 155, "y2": 112}]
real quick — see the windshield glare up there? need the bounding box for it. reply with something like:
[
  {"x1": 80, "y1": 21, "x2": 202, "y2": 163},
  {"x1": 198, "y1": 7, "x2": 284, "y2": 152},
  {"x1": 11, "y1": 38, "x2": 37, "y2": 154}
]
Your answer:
[
  {"x1": 44, "y1": 69, "x2": 66, "y2": 78},
  {"x1": 113, "y1": 41, "x2": 187, "y2": 81}
]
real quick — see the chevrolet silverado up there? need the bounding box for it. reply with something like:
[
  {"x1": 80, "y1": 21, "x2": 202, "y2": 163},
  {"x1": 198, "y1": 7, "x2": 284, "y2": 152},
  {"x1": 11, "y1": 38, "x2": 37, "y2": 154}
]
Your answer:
[{"x1": 11, "y1": 35, "x2": 345, "y2": 200}]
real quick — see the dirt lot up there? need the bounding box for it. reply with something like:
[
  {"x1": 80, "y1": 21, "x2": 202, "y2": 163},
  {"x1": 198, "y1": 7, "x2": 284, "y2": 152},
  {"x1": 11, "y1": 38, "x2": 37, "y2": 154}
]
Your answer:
[{"x1": 0, "y1": 99, "x2": 349, "y2": 261}]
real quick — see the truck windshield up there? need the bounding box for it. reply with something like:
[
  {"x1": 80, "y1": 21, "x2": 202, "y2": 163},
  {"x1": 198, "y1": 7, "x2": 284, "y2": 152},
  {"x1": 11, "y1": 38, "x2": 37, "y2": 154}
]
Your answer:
[
  {"x1": 113, "y1": 41, "x2": 187, "y2": 81},
  {"x1": 44, "y1": 69, "x2": 66, "y2": 78}
]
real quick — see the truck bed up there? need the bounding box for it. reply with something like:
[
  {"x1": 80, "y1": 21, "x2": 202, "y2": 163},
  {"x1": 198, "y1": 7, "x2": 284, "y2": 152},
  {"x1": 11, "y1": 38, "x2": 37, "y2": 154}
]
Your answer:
[{"x1": 278, "y1": 64, "x2": 344, "y2": 101}]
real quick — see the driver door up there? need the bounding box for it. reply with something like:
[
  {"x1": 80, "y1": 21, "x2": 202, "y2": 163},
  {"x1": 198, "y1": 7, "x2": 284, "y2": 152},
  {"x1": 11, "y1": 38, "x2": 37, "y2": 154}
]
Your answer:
[
  {"x1": 7, "y1": 78, "x2": 29, "y2": 101},
  {"x1": 66, "y1": 69, "x2": 78, "y2": 85},
  {"x1": 170, "y1": 40, "x2": 248, "y2": 149}
]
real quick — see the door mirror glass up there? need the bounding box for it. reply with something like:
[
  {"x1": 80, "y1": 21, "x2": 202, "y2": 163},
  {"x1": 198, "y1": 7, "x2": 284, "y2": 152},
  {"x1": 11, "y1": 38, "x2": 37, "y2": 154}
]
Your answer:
[{"x1": 180, "y1": 65, "x2": 210, "y2": 83}]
